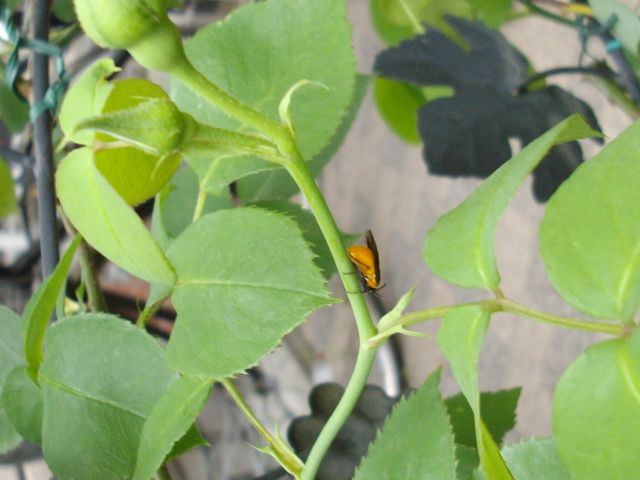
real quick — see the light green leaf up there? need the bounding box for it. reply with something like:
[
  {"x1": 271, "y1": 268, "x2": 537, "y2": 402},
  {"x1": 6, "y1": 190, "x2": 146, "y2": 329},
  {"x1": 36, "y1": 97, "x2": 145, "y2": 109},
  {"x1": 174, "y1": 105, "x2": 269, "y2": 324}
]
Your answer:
[
  {"x1": 2, "y1": 366, "x2": 43, "y2": 445},
  {"x1": 540, "y1": 120, "x2": 640, "y2": 322},
  {"x1": 354, "y1": 368, "x2": 456, "y2": 480},
  {"x1": 469, "y1": 0, "x2": 513, "y2": 27},
  {"x1": 156, "y1": 167, "x2": 231, "y2": 240},
  {"x1": 166, "y1": 208, "x2": 334, "y2": 378},
  {"x1": 445, "y1": 388, "x2": 521, "y2": 448},
  {"x1": 249, "y1": 200, "x2": 353, "y2": 280},
  {"x1": 369, "y1": 0, "x2": 473, "y2": 45},
  {"x1": 56, "y1": 148, "x2": 176, "y2": 286},
  {"x1": 59, "y1": 58, "x2": 119, "y2": 145},
  {"x1": 424, "y1": 114, "x2": 599, "y2": 290},
  {"x1": 172, "y1": 0, "x2": 356, "y2": 184},
  {"x1": 373, "y1": 78, "x2": 423, "y2": 144},
  {"x1": 590, "y1": 0, "x2": 640, "y2": 54},
  {"x1": 40, "y1": 314, "x2": 178, "y2": 480},
  {"x1": 0, "y1": 306, "x2": 23, "y2": 454},
  {"x1": 237, "y1": 74, "x2": 369, "y2": 202},
  {"x1": 22, "y1": 236, "x2": 81, "y2": 381},
  {"x1": 553, "y1": 329, "x2": 640, "y2": 479},
  {"x1": 0, "y1": 157, "x2": 17, "y2": 218},
  {"x1": 501, "y1": 438, "x2": 571, "y2": 480},
  {"x1": 133, "y1": 375, "x2": 212, "y2": 480},
  {"x1": 437, "y1": 306, "x2": 513, "y2": 479},
  {"x1": 377, "y1": 286, "x2": 416, "y2": 330}
]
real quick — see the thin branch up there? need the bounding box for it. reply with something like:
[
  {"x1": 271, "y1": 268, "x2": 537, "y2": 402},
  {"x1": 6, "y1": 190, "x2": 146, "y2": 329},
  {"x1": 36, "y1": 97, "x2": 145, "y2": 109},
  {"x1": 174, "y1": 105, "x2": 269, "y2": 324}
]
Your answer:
[{"x1": 517, "y1": 65, "x2": 615, "y2": 92}]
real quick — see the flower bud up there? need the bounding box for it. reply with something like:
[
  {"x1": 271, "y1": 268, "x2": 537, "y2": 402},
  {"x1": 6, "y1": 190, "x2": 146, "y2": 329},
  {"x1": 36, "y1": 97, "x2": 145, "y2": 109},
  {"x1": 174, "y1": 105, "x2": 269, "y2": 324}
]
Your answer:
[{"x1": 73, "y1": 0, "x2": 187, "y2": 73}]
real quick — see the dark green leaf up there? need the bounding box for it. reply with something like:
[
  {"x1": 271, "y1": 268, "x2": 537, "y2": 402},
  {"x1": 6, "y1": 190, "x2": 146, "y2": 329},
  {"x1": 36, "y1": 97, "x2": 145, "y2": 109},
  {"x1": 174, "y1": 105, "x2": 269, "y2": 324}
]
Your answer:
[
  {"x1": 0, "y1": 65, "x2": 28, "y2": 133},
  {"x1": 2, "y1": 366, "x2": 43, "y2": 445},
  {"x1": 166, "y1": 208, "x2": 334, "y2": 378},
  {"x1": 40, "y1": 314, "x2": 178, "y2": 480},
  {"x1": 167, "y1": 424, "x2": 208, "y2": 461},
  {"x1": 56, "y1": 148, "x2": 176, "y2": 286},
  {"x1": 173, "y1": 0, "x2": 356, "y2": 191},
  {"x1": 553, "y1": 329, "x2": 640, "y2": 479},
  {"x1": 540, "y1": 119, "x2": 640, "y2": 322},
  {"x1": 445, "y1": 388, "x2": 521, "y2": 448},
  {"x1": 0, "y1": 306, "x2": 23, "y2": 453},
  {"x1": 423, "y1": 115, "x2": 598, "y2": 290},
  {"x1": 456, "y1": 444, "x2": 480, "y2": 480},
  {"x1": 22, "y1": 236, "x2": 81, "y2": 381},
  {"x1": 53, "y1": 0, "x2": 76, "y2": 22},
  {"x1": 237, "y1": 74, "x2": 369, "y2": 202},
  {"x1": 374, "y1": 17, "x2": 602, "y2": 201},
  {"x1": 354, "y1": 369, "x2": 456, "y2": 479},
  {"x1": 133, "y1": 376, "x2": 212, "y2": 480}
]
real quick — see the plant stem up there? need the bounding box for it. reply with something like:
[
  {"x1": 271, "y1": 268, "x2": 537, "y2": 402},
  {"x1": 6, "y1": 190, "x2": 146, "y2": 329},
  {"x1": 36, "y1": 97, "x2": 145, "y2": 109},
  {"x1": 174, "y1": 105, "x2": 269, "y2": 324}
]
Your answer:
[
  {"x1": 588, "y1": 75, "x2": 640, "y2": 118},
  {"x1": 32, "y1": 0, "x2": 60, "y2": 281},
  {"x1": 370, "y1": 297, "x2": 624, "y2": 345},
  {"x1": 192, "y1": 186, "x2": 207, "y2": 222},
  {"x1": 221, "y1": 378, "x2": 304, "y2": 478},
  {"x1": 300, "y1": 348, "x2": 376, "y2": 480},
  {"x1": 517, "y1": 65, "x2": 615, "y2": 92},
  {"x1": 398, "y1": 0, "x2": 425, "y2": 35},
  {"x1": 78, "y1": 242, "x2": 107, "y2": 312},
  {"x1": 518, "y1": 0, "x2": 576, "y2": 26}
]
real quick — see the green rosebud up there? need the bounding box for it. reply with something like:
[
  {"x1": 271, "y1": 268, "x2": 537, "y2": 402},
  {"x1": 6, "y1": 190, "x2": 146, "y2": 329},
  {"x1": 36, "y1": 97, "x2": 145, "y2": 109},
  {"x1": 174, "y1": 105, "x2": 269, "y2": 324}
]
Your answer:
[{"x1": 73, "y1": 0, "x2": 187, "y2": 73}]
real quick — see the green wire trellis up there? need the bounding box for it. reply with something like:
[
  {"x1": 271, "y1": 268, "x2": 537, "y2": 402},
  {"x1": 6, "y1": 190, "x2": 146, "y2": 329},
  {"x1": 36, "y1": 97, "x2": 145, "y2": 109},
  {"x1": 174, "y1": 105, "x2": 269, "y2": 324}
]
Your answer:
[{"x1": 1, "y1": 3, "x2": 68, "y2": 122}]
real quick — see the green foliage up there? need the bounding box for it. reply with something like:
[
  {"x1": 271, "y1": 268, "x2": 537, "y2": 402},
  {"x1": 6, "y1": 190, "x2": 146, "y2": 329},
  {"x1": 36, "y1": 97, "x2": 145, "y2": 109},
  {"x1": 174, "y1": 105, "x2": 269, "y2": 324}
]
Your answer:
[
  {"x1": 2, "y1": 366, "x2": 43, "y2": 445},
  {"x1": 0, "y1": 306, "x2": 23, "y2": 453},
  {"x1": 501, "y1": 438, "x2": 571, "y2": 479},
  {"x1": 553, "y1": 329, "x2": 640, "y2": 479},
  {"x1": 133, "y1": 376, "x2": 212, "y2": 480},
  {"x1": 40, "y1": 314, "x2": 178, "y2": 480},
  {"x1": 56, "y1": 148, "x2": 176, "y2": 286},
  {"x1": 469, "y1": 0, "x2": 512, "y2": 28},
  {"x1": 436, "y1": 306, "x2": 513, "y2": 479},
  {"x1": 0, "y1": 66, "x2": 29, "y2": 133},
  {"x1": 354, "y1": 369, "x2": 456, "y2": 480},
  {"x1": 22, "y1": 236, "x2": 81, "y2": 381},
  {"x1": 0, "y1": 157, "x2": 17, "y2": 218},
  {"x1": 424, "y1": 115, "x2": 598, "y2": 290},
  {"x1": 172, "y1": 0, "x2": 356, "y2": 188},
  {"x1": 540, "y1": 120, "x2": 640, "y2": 322},
  {"x1": 373, "y1": 78, "x2": 424, "y2": 144},
  {"x1": 166, "y1": 208, "x2": 334, "y2": 378}
]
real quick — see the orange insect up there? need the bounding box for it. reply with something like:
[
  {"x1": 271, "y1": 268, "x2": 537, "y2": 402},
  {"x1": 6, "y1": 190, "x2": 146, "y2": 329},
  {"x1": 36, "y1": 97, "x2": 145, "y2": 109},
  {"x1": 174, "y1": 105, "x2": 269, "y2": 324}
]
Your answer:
[{"x1": 347, "y1": 230, "x2": 383, "y2": 292}]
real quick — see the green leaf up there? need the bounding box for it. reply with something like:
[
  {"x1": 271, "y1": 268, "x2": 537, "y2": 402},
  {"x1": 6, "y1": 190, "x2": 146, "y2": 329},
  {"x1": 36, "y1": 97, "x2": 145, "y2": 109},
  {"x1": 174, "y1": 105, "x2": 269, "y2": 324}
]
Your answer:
[
  {"x1": 590, "y1": 0, "x2": 640, "y2": 54},
  {"x1": 40, "y1": 314, "x2": 178, "y2": 480},
  {"x1": 157, "y1": 167, "x2": 231, "y2": 240},
  {"x1": 469, "y1": 0, "x2": 512, "y2": 27},
  {"x1": 423, "y1": 114, "x2": 599, "y2": 290},
  {"x1": 369, "y1": 0, "x2": 473, "y2": 45},
  {"x1": 377, "y1": 286, "x2": 416, "y2": 330},
  {"x1": 540, "y1": 120, "x2": 640, "y2": 322},
  {"x1": 133, "y1": 375, "x2": 212, "y2": 480},
  {"x1": 436, "y1": 306, "x2": 513, "y2": 479},
  {"x1": 0, "y1": 157, "x2": 17, "y2": 218},
  {"x1": 445, "y1": 388, "x2": 521, "y2": 448},
  {"x1": 59, "y1": 58, "x2": 119, "y2": 145},
  {"x1": 172, "y1": 0, "x2": 356, "y2": 184},
  {"x1": 0, "y1": 306, "x2": 23, "y2": 453},
  {"x1": 53, "y1": 0, "x2": 76, "y2": 22},
  {"x1": 166, "y1": 208, "x2": 333, "y2": 378},
  {"x1": 456, "y1": 444, "x2": 480, "y2": 480},
  {"x1": 56, "y1": 148, "x2": 176, "y2": 286},
  {"x1": 501, "y1": 438, "x2": 571, "y2": 480},
  {"x1": 167, "y1": 423, "x2": 208, "y2": 461},
  {"x1": 553, "y1": 329, "x2": 640, "y2": 479},
  {"x1": 249, "y1": 200, "x2": 352, "y2": 280},
  {"x1": 0, "y1": 65, "x2": 29, "y2": 133},
  {"x1": 2, "y1": 366, "x2": 43, "y2": 445},
  {"x1": 354, "y1": 369, "x2": 455, "y2": 479},
  {"x1": 373, "y1": 78, "x2": 423, "y2": 144},
  {"x1": 237, "y1": 74, "x2": 369, "y2": 202},
  {"x1": 22, "y1": 236, "x2": 81, "y2": 381}
]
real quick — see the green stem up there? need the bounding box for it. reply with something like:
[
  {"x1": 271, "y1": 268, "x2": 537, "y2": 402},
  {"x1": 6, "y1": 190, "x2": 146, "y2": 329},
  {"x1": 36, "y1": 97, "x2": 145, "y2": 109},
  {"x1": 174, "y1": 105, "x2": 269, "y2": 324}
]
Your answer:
[
  {"x1": 588, "y1": 75, "x2": 640, "y2": 119},
  {"x1": 170, "y1": 59, "x2": 290, "y2": 149},
  {"x1": 136, "y1": 296, "x2": 164, "y2": 329},
  {"x1": 221, "y1": 378, "x2": 303, "y2": 478},
  {"x1": 371, "y1": 297, "x2": 624, "y2": 346},
  {"x1": 78, "y1": 241, "x2": 107, "y2": 312},
  {"x1": 192, "y1": 186, "x2": 207, "y2": 222},
  {"x1": 300, "y1": 348, "x2": 377, "y2": 480},
  {"x1": 518, "y1": 0, "x2": 576, "y2": 26}
]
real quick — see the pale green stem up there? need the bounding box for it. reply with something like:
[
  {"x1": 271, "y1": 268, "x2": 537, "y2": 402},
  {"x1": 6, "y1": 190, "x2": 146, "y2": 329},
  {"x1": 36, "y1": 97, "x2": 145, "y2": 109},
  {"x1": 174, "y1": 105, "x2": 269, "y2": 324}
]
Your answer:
[
  {"x1": 192, "y1": 186, "x2": 207, "y2": 222},
  {"x1": 398, "y1": 0, "x2": 425, "y2": 34},
  {"x1": 136, "y1": 297, "x2": 164, "y2": 329},
  {"x1": 222, "y1": 378, "x2": 303, "y2": 478},
  {"x1": 370, "y1": 297, "x2": 624, "y2": 346}
]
